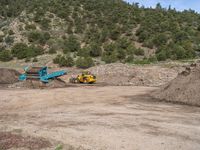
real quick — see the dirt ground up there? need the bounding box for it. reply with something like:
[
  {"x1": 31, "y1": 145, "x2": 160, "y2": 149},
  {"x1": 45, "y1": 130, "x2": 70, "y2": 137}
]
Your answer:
[{"x1": 0, "y1": 86, "x2": 200, "y2": 150}]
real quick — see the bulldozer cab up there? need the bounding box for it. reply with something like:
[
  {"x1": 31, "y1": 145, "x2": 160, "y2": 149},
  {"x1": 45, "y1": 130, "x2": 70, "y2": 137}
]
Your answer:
[{"x1": 82, "y1": 71, "x2": 91, "y2": 76}]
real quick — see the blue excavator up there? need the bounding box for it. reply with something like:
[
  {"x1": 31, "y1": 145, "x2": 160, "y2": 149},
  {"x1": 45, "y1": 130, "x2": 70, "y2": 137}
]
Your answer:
[{"x1": 19, "y1": 66, "x2": 66, "y2": 83}]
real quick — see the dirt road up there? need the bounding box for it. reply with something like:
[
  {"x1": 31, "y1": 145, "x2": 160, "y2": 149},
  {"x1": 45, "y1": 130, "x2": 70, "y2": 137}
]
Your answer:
[{"x1": 0, "y1": 86, "x2": 200, "y2": 150}]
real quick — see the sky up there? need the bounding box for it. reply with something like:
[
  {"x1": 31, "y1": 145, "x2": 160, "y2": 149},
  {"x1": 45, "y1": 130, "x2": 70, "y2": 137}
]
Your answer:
[{"x1": 125, "y1": 0, "x2": 200, "y2": 13}]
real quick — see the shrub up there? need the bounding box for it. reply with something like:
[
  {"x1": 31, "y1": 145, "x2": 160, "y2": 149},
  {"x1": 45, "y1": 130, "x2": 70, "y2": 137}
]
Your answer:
[
  {"x1": 156, "y1": 50, "x2": 167, "y2": 61},
  {"x1": 89, "y1": 43, "x2": 102, "y2": 57},
  {"x1": 153, "y1": 33, "x2": 168, "y2": 47},
  {"x1": 28, "y1": 31, "x2": 50, "y2": 44},
  {"x1": 39, "y1": 18, "x2": 51, "y2": 29},
  {"x1": 134, "y1": 48, "x2": 145, "y2": 56},
  {"x1": 25, "y1": 24, "x2": 36, "y2": 30},
  {"x1": 64, "y1": 36, "x2": 80, "y2": 52},
  {"x1": 28, "y1": 31, "x2": 42, "y2": 42},
  {"x1": 11, "y1": 43, "x2": 29, "y2": 59},
  {"x1": 110, "y1": 28, "x2": 120, "y2": 40},
  {"x1": 48, "y1": 48, "x2": 56, "y2": 54},
  {"x1": 5, "y1": 36, "x2": 14, "y2": 45},
  {"x1": 8, "y1": 30, "x2": 14, "y2": 35},
  {"x1": 77, "y1": 47, "x2": 90, "y2": 57},
  {"x1": 0, "y1": 50, "x2": 13, "y2": 62},
  {"x1": 76, "y1": 57, "x2": 94, "y2": 68},
  {"x1": 125, "y1": 55, "x2": 134, "y2": 63},
  {"x1": 11, "y1": 43, "x2": 44, "y2": 59},
  {"x1": 53, "y1": 54, "x2": 74, "y2": 67},
  {"x1": 26, "y1": 45, "x2": 44, "y2": 58},
  {"x1": 102, "y1": 51, "x2": 118, "y2": 64},
  {"x1": 0, "y1": 36, "x2": 3, "y2": 42}
]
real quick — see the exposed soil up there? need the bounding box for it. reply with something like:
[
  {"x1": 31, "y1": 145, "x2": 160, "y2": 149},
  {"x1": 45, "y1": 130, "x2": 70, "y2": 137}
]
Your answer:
[
  {"x1": 152, "y1": 63, "x2": 200, "y2": 106},
  {"x1": 0, "y1": 68, "x2": 20, "y2": 84},
  {"x1": 9, "y1": 78, "x2": 67, "y2": 89},
  {"x1": 0, "y1": 86, "x2": 200, "y2": 150}
]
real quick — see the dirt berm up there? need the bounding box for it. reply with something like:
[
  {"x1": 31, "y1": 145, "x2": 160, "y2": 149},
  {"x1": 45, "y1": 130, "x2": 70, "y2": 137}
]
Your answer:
[
  {"x1": 10, "y1": 78, "x2": 67, "y2": 89},
  {"x1": 0, "y1": 68, "x2": 20, "y2": 84},
  {"x1": 88, "y1": 63, "x2": 177, "y2": 87},
  {"x1": 152, "y1": 63, "x2": 200, "y2": 106}
]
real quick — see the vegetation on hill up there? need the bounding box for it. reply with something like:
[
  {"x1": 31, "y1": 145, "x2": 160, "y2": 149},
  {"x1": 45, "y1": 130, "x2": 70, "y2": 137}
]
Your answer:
[{"x1": 0, "y1": 0, "x2": 200, "y2": 67}]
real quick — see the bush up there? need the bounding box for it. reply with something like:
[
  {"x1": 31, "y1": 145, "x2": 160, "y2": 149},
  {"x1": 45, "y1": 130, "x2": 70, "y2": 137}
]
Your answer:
[
  {"x1": 102, "y1": 51, "x2": 118, "y2": 64},
  {"x1": 153, "y1": 33, "x2": 168, "y2": 47},
  {"x1": 76, "y1": 57, "x2": 94, "y2": 68},
  {"x1": 125, "y1": 55, "x2": 134, "y2": 63},
  {"x1": 110, "y1": 27, "x2": 120, "y2": 40},
  {"x1": 25, "y1": 24, "x2": 36, "y2": 30},
  {"x1": 11, "y1": 43, "x2": 29, "y2": 59},
  {"x1": 39, "y1": 18, "x2": 50, "y2": 29},
  {"x1": 64, "y1": 36, "x2": 80, "y2": 52},
  {"x1": 53, "y1": 54, "x2": 74, "y2": 67},
  {"x1": 156, "y1": 50, "x2": 167, "y2": 61},
  {"x1": 0, "y1": 50, "x2": 13, "y2": 62},
  {"x1": 8, "y1": 30, "x2": 14, "y2": 35},
  {"x1": 11, "y1": 43, "x2": 44, "y2": 59},
  {"x1": 48, "y1": 48, "x2": 56, "y2": 54},
  {"x1": 26, "y1": 45, "x2": 44, "y2": 58},
  {"x1": 28, "y1": 31, "x2": 50, "y2": 44},
  {"x1": 117, "y1": 48, "x2": 126, "y2": 60},
  {"x1": 0, "y1": 36, "x2": 3, "y2": 42},
  {"x1": 28, "y1": 31, "x2": 42, "y2": 42},
  {"x1": 89, "y1": 43, "x2": 102, "y2": 57},
  {"x1": 77, "y1": 47, "x2": 90, "y2": 57},
  {"x1": 5, "y1": 36, "x2": 14, "y2": 45},
  {"x1": 134, "y1": 48, "x2": 145, "y2": 56}
]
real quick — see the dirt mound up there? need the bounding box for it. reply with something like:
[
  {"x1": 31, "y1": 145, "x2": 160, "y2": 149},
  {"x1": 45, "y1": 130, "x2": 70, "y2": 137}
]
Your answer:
[
  {"x1": 88, "y1": 63, "x2": 177, "y2": 86},
  {"x1": 152, "y1": 63, "x2": 200, "y2": 106},
  {"x1": 0, "y1": 68, "x2": 20, "y2": 84},
  {"x1": 9, "y1": 78, "x2": 67, "y2": 89}
]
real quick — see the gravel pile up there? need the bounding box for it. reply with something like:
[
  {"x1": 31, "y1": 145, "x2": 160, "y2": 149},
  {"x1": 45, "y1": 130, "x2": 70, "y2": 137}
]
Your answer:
[
  {"x1": 152, "y1": 63, "x2": 200, "y2": 106},
  {"x1": 0, "y1": 68, "x2": 20, "y2": 84},
  {"x1": 89, "y1": 63, "x2": 177, "y2": 86},
  {"x1": 9, "y1": 79, "x2": 67, "y2": 89}
]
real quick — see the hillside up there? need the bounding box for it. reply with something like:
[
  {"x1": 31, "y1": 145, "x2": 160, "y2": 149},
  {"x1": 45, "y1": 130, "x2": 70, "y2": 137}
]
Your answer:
[{"x1": 0, "y1": 0, "x2": 200, "y2": 68}]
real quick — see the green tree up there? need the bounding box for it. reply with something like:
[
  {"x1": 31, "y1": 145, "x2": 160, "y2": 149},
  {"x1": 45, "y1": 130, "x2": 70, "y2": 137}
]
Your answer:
[
  {"x1": 0, "y1": 50, "x2": 13, "y2": 62},
  {"x1": 89, "y1": 43, "x2": 102, "y2": 57},
  {"x1": 11, "y1": 43, "x2": 29, "y2": 59},
  {"x1": 64, "y1": 36, "x2": 80, "y2": 52},
  {"x1": 76, "y1": 57, "x2": 94, "y2": 68},
  {"x1": 53, "y1": 54, "x2": 74, "y2": 67},
  {"x1": 77, "y1": 47, "x2": 90, "y2": 57}
]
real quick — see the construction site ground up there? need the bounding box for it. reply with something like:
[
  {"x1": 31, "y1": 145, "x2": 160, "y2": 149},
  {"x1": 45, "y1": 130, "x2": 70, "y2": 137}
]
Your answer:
[{"x1": 1, "y1": 86, "x2": 200, "y2": 150}]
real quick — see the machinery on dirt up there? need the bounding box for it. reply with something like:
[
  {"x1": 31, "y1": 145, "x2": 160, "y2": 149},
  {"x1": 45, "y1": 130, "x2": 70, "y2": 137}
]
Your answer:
[
  {"x1": 19, "y1": 66, "x2": 67, "y2": 83},
  {"x1": 69, "y1": 71, "x2": 96, "y2": 84}
]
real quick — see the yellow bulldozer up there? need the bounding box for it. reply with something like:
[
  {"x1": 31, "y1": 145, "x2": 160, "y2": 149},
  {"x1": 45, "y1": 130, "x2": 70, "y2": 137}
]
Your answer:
[{"x1": 69, "y1": 71, "x2": 96, "y2": 84}]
